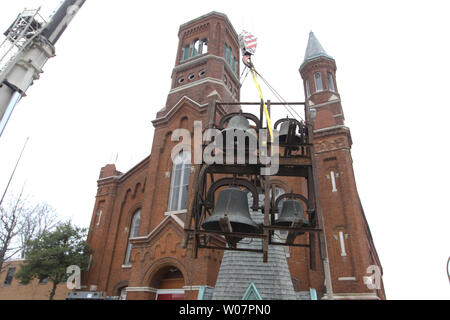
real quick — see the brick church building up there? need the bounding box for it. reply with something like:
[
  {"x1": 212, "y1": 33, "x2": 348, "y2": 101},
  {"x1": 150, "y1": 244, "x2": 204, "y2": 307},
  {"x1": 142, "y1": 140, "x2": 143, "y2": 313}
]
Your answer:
[{"x1": 82, "y1": 12, "x2": 385, "y2": 300}]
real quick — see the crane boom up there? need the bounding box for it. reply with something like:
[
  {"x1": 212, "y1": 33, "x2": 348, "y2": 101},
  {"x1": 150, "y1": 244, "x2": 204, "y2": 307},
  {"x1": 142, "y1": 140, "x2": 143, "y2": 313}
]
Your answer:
[{"x1": 0, "y1": 0, "x2": 87, "y2": 137}]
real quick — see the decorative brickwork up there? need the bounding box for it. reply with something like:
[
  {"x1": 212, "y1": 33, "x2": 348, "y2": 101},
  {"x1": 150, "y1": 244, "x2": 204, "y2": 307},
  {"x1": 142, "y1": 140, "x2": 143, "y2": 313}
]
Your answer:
[{"x1": 83, "y1": 13, "x2": 385, "y2": 300}]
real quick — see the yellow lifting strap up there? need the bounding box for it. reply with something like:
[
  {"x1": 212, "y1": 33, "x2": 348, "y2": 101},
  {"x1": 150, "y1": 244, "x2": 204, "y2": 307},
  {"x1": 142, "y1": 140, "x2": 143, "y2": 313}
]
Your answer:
[{"x1": 250, "y1": 68, "x2": 274, "y2": 142}]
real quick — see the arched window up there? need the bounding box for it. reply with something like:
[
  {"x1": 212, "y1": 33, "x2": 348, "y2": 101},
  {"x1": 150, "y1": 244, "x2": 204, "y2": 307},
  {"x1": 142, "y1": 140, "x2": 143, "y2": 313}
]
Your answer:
[
  {"x1": 192, "y1": 39, "x2": 200, "y2": 57},
  {"x1": 124, "y1": 209, "x2": 141, "y2": 265},
  {"x1": 327, "y1": 72, "x2": 335, "y2": 91},
  {"x1": 305, "y1": 79, "x2": 311, "y2": 97},
  {"x1": 314, "y1": 72, "x2": 323, "y2": 92},
  {"x1": 182, "y1": 45, "x2": 190, "y2": 61},
  {"x1": 224, "y1": 43, "x2": 230, "y2": 62},
  {"x1": 168, "y1": 151, "x2": 191, "y2": 211},
  {"x1": 200, "y1": 38, "x2": 208, "y2": 54}
]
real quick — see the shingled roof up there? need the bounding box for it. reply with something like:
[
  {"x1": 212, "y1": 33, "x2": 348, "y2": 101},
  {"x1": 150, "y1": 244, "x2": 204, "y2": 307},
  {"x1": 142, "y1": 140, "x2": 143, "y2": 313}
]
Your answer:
[
  {"x1": 303, "y1": 31, "x2": 333, "y2": 62},
  {"x1": 212, "y1": 211, "x2": 299, "y2": 300}
]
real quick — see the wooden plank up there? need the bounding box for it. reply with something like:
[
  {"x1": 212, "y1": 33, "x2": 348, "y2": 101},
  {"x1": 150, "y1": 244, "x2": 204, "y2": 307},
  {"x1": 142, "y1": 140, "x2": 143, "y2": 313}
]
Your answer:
[
  {"x1": 263, "y1": 225, "x2": 322, "y2": 233},
  {"x1": 182, "y1": 164, "x2": 200, "y2": 248},
  {"x1": 184, "y1": 229, "x2": 266, "y2": 239},
  {"x1": 279, "y1": 157, "x2": 312, "y2": 166},
  {"x1": 309, "y1": 232, "x2": 316, "y2": 270},
  {"x1": 199, "y1": 245, "x2": 263, "y2": 254},
  {"x1": 286, "y1": 220, "x2": 303, "y2": 244}
]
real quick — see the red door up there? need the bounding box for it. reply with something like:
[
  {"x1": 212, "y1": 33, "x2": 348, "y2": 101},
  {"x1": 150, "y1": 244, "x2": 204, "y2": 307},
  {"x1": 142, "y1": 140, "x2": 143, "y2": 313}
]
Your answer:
[{"x1": 156, "y1": 293, "x2": 185, "y2": 300}]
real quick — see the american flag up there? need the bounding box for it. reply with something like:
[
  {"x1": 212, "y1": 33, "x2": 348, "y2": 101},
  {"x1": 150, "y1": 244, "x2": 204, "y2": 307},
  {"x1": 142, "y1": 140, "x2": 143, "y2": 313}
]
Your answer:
[{"x1": 239, "y1": 30, "x2": 257, "y2": 56}]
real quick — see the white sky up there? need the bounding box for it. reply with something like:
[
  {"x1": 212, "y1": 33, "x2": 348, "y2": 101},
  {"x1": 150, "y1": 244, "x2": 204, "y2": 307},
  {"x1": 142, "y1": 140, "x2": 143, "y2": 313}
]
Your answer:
[{"x1": 0, "y1": 0, "x2": 449, "y2": 300}]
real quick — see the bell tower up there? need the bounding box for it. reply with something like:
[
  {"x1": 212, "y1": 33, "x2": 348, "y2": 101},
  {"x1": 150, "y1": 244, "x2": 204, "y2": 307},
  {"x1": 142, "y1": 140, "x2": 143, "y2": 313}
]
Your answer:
[
  {"x1": 157, "y1": 11, "x2": 241, "y2": 119},
  {"x1": 300, "y1": 32, "x2": 386, "y2": 299}
]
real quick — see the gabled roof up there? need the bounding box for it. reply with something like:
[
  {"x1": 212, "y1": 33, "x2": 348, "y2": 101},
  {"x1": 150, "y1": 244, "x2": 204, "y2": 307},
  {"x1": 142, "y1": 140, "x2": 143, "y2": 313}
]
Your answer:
[
  {"x1": 242, "y1": 282, "x2": 263, "y2": 300},
  {"x1": 303, "y1": 31, "x2": 333, "y2": 62}
]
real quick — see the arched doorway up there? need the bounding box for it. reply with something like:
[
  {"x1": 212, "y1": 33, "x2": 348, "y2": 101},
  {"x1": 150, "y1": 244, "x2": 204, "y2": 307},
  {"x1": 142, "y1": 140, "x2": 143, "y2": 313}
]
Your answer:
[{"x1": 150, "y1": 266, "x2": 185, "y2": 300}]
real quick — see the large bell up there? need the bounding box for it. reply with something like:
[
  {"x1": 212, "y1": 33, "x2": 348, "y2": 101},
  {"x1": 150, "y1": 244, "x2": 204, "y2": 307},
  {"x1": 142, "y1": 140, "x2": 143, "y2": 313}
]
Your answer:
[
  {"x1": 202, "y1": 187, "x2": 260, "y2": 234},
  {"x1": 221, "y1": 115, "x2": 258, "y2": 160},
  {"x1": 275, "y1": 199, "x2": 308, "y2": 226},
  {"x1": 224, "y1": 115, "x2": 251, "y2": 132},
  {"x1": 222, "y1": 115, "x2": 257, "y2": 144},
  {"x1": 277, "y1": 120, "x2": 302, "y2": 146}
]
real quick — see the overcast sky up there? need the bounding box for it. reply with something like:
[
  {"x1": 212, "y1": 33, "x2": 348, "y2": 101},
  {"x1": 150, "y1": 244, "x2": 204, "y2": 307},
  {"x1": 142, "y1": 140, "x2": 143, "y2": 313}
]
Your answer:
[{"x1": 0, "y1": 0, "x2": 449, "y2": 300}]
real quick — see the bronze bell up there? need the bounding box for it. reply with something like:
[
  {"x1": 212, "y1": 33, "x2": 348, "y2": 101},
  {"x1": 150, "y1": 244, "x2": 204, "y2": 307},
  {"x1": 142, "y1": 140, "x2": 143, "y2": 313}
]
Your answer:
[
  {"x1": 275, "y1": 199, "x2": 308, "y2": 226},
  {"x1": 278, "y1": 120, "x2": 302, "y2": 146},
  {"x1": 202, "y1": 187, "x2": 260, "y2": 234},
  {"x1": 225, "y1": 115, "x2": 251, "y2": 131},
  {"x1": 222, "y1": 115, "x2": 257, "y2": 146}
]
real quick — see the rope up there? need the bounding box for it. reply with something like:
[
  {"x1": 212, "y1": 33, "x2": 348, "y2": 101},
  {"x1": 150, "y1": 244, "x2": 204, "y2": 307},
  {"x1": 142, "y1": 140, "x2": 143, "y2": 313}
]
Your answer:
[
  {"x1": 250, "y1": 68, "x2": 274, "y2": 142},
  {"x1": 240, "y1": 66, "x2": 250, "y2": 88},
  {"x1": 255, "y1": 70, "x2": 305, "y2": 121}
]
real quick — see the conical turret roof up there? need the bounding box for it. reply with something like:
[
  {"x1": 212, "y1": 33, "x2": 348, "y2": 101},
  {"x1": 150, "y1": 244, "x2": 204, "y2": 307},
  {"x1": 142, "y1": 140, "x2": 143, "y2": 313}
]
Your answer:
[{"x1": 303, "y1": 31, "x2": 333, "y2": 62}]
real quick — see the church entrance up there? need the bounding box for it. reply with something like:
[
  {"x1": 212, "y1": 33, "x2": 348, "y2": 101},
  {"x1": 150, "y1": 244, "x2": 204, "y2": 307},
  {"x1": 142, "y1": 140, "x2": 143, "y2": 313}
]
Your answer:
[{"x1": 152, "y1": 267, "x2": 185, "y2": 300}]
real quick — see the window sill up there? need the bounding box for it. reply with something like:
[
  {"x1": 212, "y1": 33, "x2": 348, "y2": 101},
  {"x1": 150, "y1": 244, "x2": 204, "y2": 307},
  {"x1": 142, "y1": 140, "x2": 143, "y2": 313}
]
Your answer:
[
  {"x1": 338, "y1": 277, "x2": 356, "y2": 281},
  {"x1": 180, "y1": 53, "x2": 208, "y2": 64},
  {"x1": 122, "y1": 264, "x2": 132, "y2": 269}
]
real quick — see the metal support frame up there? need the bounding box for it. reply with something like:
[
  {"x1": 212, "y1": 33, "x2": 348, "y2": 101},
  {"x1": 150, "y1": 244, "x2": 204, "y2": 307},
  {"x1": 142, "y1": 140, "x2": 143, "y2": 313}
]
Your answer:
[
  {"x1": 183, "y1": 100, "x2": 325, "y2": 268},
  {"x1": 0, "y1": 8, "x2": 47, "y2": 80}
]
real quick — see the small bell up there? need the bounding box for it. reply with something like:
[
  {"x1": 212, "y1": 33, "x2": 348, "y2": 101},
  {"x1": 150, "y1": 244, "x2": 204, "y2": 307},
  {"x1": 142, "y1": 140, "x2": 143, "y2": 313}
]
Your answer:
[
  {"x1": 275, "y1": 199, "x2": 308, "y2": 227},
  {"x1": 277, "y1": 120, "x2": 302, "y2": 147}
]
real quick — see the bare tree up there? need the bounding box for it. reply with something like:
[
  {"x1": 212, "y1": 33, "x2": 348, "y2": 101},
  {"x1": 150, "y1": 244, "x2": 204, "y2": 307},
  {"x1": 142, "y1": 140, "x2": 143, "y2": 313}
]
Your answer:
[
  {"x1": 0, "y1": 189, "x2": 58, "y2": 273},
  {"x1": 18, "y1": 202, "x2": 58, "y2": 259}
]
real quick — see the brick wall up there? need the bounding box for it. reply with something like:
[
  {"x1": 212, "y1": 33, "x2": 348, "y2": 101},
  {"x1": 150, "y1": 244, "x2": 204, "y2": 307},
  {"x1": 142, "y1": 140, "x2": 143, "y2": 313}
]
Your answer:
[{"x1": 0, "y1": 260, "x2": 69, "y2": 300}]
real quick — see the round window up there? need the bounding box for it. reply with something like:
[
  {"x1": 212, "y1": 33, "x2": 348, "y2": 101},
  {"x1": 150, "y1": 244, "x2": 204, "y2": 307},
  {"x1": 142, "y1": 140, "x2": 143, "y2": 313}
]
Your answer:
[
  {"x1": 199, "y1": 70, "x2": 206, "y2": 77},
  {"x1": 188, "y1": 73, "x2": 195, "y2": 80},
  {"x1": 178, "y1": 77, "x2": 185, "y2": 84}
]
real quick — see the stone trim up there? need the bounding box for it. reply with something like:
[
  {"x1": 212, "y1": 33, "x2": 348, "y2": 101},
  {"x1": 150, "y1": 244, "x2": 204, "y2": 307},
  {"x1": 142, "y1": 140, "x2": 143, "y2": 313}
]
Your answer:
[
  {"x1": 338, "y1": 277, "x2": 357, "y2": 281},
  {"x1": 168, "y1": 76, "x2": 238, "y2": 101},
  {"x1": 182, "y1": 285, "x2": 214, "y2": 291},
  {"x1": 153, "y1": 95, "x2": 207, "y2": 125},
  {"x1": 314, "y1": 125, "x2": 349, "y2": 134},
  {"x1": 164, "y1": 211, "x2": 185, "y2": 228},
  {"x1": 126, "y1": 287, "x2": 158, "y2": 293},
  {"x1": 308, "y1": 99, "x2": 342, "y2": 109},
  {"x1": 322, "y1": 293, "x2": 380, "y2": 300}
]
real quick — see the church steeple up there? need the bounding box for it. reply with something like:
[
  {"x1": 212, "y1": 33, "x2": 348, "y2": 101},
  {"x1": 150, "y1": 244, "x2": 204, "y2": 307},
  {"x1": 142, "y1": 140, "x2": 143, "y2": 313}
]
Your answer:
[
  {"x1": 298, "y1": 31, "x2": 386, "y2": 300},
  {"x1": 299, "y1": 32, "x2": 342, "y2": 130}
]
